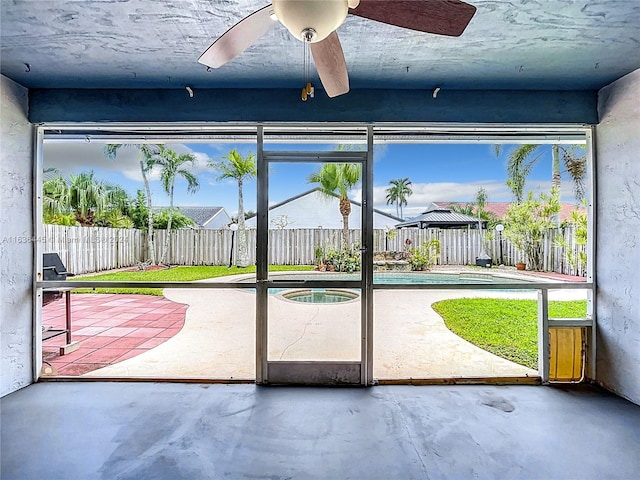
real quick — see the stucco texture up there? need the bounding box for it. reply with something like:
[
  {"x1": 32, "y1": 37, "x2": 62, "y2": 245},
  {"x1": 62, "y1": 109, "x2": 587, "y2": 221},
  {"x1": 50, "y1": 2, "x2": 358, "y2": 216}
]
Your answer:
[
  {"x1": 595, "y1": 68, "x2": 640, "y2": 404},
  {"x1": 1, "y1": 75, "x2": 34, "y2": 395}
]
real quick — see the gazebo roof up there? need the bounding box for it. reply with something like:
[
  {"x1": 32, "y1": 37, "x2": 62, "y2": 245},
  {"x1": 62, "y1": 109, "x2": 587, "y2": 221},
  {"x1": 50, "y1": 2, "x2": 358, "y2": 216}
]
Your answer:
[{"x1": 395, "y1": 203, "x2": 482, "y2": 229}]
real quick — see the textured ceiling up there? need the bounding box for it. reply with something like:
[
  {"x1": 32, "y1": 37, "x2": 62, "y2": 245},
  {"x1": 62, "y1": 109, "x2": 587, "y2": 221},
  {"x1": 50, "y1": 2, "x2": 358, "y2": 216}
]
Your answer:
[{"x1": 1, "y1": 0, "x2": 639, "y2": 92}]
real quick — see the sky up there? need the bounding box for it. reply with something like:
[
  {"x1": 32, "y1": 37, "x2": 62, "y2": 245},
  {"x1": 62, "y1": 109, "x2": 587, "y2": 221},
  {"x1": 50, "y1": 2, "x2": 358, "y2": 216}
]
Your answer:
[{"x1": 43, "y1": 140, "x2": 585, "y2": 220}]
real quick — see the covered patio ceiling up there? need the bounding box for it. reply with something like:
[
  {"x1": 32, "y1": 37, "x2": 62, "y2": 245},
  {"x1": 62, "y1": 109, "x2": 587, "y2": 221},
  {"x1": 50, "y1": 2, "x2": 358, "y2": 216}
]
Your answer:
[{"x1": 1, "y1": 0, "x2": 639, "y2": 94}]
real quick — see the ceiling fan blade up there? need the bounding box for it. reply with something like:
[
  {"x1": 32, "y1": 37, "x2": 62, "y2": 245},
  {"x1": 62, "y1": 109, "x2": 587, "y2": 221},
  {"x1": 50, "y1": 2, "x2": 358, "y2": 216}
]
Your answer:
[
  {"x1": 350, "y1": 0, "x2": 476, "y2": 37},
  {"x1": 310, "y1": 31, "x2": 349, "y2": 98},
  {"x1": 198, "y1": 5, "x2": 276, "y2": 68}
]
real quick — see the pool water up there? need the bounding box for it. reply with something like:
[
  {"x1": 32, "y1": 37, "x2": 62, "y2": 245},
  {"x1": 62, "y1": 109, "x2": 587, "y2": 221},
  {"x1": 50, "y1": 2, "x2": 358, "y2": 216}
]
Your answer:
[
  {"x1": 282, "y1": 289, "x2": 359, "y2": 304},
  {"x1": 261, "y1": 272, "x2": 531, "y2": 285},
  {"x1": 372, "y1": 272, "x2": 530, "y2": 285},
  {"x1": 240, "y1": 272, "x2": 535, "y2": 302}
]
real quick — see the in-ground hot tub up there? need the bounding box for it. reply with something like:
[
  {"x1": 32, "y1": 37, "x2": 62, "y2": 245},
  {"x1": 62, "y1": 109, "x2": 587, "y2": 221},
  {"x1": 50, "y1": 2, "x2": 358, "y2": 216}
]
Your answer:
[{"x1": 281, "y1": 289, "x2": 359, "y2": 304}]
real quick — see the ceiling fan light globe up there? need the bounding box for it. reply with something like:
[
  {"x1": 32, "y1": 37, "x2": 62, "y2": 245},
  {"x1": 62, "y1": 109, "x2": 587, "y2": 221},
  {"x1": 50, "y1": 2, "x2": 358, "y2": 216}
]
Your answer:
[{"x1": 272, "y1": 0, "x2": 348, "y2": 43}]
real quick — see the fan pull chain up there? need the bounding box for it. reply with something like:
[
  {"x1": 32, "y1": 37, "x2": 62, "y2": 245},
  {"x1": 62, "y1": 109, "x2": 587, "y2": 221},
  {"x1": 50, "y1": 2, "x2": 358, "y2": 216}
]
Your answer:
[{"x1": 301, "y1": 41, "x2": 314, "y2": 101}]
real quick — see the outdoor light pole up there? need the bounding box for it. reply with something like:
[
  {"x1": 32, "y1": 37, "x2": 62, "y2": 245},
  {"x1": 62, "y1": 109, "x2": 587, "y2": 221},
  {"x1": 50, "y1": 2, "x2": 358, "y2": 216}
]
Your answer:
[
  {"x1": 495, "y1": 224, "x2": 504, "y2": 266},
  {"x1": 229, "y1": 223, "x2": 239, "y2": 268}
]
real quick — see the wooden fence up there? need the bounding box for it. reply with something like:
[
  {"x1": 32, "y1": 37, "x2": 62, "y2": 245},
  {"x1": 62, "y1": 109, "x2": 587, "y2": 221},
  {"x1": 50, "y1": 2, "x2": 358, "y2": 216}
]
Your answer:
[
  {"x1": 43, "y1": 224, "x2": 144, "y2": 275},
  {"x1": 42, "y1": 225, "x2": 586, "y2": 276}
]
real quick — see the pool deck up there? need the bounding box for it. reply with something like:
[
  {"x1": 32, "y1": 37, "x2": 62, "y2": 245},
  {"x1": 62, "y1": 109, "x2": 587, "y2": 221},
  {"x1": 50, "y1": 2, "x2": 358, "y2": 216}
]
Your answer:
[
  {"x1": 42, "y1": 267, "x2": 587, "y2": 380},
  {"x1": 42, "y1": 294, "x2": 187, "y2": 376}
]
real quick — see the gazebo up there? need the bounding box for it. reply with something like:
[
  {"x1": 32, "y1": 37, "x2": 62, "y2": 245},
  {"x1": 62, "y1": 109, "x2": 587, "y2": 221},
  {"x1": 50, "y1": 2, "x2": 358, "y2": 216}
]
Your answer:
[{"x1": 395, "y1": 203, "x2": 485, "y2": 229}]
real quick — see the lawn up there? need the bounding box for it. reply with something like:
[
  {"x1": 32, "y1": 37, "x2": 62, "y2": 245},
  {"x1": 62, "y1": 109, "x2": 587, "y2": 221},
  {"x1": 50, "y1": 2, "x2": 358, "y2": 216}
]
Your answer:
[
  {"x1": 432, "y1": 298, "x2": 587, "y2": 370},
  {"x1": 70, "y1": 265, "x2": 314, "y2": 295}
]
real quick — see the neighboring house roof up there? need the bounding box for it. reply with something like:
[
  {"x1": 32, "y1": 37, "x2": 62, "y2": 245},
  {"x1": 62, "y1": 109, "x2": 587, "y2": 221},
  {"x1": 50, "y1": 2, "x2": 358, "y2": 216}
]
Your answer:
[
  {"x1": 154, "y1": 206, "x2": 227, "y2": 227},
  {"x1": 267, "y1": 187, "x2": 403, "y2": 222},
  {"x1": 433, "y1": 201, "x2": 585, "y2": 223},
  {"x1": 396, "y1": 203, "x2": 483, "y2": 229},
  {"x1": 245, "y1": 188, "x2": 402, "y2": 228},
  {"x1": 178, "y1": 207, "x2": 226, "y2": 227}
]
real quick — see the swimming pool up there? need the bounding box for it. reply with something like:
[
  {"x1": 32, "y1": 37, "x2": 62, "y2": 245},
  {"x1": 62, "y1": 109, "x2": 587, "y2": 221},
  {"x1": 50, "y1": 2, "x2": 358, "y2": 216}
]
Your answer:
[
  {"x1": 253, "y1": 271, "x2": 535, "y2": 285},
  {"x1": 373, "y1": 272, "x2": 532, "y2": 285},
  {"x1": 237, "y1": 271, "x2": 536, "y2": 300}
]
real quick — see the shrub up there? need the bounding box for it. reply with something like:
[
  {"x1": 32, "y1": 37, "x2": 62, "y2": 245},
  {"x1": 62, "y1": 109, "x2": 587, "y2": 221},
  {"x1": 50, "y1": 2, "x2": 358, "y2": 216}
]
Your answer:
[
  {"x1": 325, "y1": 244, "x2": 361, "y2": 273},
  {"x1": 408, "y1": 239, "x2": 440, "y2": 271},
  {"x1": 556, "y1": 203, "x2": 587, "y2": 272},
  {"x1": 504, "y1": 188, "x2": 560, "y2": 271}
]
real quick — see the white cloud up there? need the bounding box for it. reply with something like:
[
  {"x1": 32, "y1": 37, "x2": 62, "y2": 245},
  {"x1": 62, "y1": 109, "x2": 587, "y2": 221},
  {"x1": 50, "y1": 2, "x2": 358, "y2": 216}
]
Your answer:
[
  {"x1": 352, "y1": 177, "x2": 582, "y2": 218},
  {"x1": 524, "y1": 179, "x2": 581, "y2": 202},
  {"x1": 43, "y1": 142, "x2": 214, "y2": 182},
  {"x1": 43, "y1": 142, "x2": 141, "y2": 179},
  {"x1": 352, "y1": 180, "x2": 512, "y2": 214}
]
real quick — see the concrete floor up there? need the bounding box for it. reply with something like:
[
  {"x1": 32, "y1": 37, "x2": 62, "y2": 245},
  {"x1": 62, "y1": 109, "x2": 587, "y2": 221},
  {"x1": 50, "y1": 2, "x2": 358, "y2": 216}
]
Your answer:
[{"x1": 2, "y1": 383, "x2": 638, "y2": 480}]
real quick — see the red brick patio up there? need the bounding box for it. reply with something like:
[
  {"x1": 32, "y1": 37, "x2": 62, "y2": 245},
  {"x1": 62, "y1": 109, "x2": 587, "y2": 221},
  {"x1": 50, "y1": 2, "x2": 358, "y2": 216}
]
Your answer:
[{"x1": 42, "y1": 294, "x2": 187, "y2": 376}]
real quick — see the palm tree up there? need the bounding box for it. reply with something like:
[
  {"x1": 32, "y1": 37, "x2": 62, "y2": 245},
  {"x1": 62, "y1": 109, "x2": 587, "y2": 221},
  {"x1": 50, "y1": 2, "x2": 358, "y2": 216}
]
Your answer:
[
  {"x1": 154, "y1": 146, "x2": 200, "y2": 264},
  {"x1": 474, "y1": 187, "x2": 487, "y2": 226},
  {"x1": 495, "y1": 144, "x2": 586, "y2": 204},
  {"x1": 67, "y1": 171, "x2": 110, "y2": 225},
  {"x1": 210, "y1": 149, "x2": 256, "y2": 267},
  {"x1": 385, "y1": 178, "x2": 413, "y2": 219},
  {"x1": 308, "y1": 163, "x2": 361, "y2": 246},
  {"x1": 450, "y1": 188, "x2": 499, "y2": 229},
  {"x1": 93, "y1": 182, "x2": 134, "y2": 228},
  {"x1": 104, "y1": 144, "x2": 161, "y2": 264},
  {"x1": 42, "y1": 169, "x2": 70, "y2": 219}
]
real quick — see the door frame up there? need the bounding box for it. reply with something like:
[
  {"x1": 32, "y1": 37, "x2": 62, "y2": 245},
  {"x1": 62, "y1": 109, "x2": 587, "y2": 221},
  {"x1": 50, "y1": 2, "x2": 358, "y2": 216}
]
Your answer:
[{"x1": 255, "y1": 126, "x2": 374, "y2": 385}]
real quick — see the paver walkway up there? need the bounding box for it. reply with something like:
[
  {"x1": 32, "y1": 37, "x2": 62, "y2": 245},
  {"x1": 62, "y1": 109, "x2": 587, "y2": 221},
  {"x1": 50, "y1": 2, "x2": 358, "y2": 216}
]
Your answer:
[{"x1": 42, "y1": 294, "x2": 187, "y2": 376}]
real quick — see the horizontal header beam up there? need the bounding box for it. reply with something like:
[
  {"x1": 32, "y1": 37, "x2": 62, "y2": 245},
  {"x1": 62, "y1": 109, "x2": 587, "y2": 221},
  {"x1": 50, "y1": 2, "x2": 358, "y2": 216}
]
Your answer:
[{"x1": 29, "y1": 88, "x2": 598, "y2": 124}]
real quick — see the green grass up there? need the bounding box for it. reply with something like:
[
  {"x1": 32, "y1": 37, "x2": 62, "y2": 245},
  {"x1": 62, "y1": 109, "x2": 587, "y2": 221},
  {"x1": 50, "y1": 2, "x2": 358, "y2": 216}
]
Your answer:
[
  {"x1": 70, "y1": 265, "x2": 314, "y2": 296},
  {"x1": 432, "y1": 298, "x2": 587, "y2": 370}
]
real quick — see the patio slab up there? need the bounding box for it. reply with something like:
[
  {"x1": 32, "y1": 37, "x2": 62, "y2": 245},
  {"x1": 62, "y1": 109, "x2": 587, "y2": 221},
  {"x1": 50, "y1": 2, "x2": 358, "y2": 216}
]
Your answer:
[
  {"x1": 42, "y1": 294, "x2": 187, "y2": 376},
  {"x1": 86, "y1": 273, "x2": 587, "y2": 380}
]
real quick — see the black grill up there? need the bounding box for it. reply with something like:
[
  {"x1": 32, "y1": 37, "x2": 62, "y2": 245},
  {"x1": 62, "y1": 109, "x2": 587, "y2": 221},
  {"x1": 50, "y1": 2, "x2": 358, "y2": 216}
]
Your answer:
[
  {"x1": 43, "y1": 252, "x2": 72, "y2": 281},
  {"x1": 43, "y1": 253, "x2": 74, "y2": 306}
]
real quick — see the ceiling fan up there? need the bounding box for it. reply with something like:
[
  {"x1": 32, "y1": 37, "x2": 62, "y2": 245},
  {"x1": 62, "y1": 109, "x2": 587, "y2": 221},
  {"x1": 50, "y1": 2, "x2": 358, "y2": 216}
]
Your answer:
[{"x1": 198, "y1": 0, "x2": 476, "y2": 99}]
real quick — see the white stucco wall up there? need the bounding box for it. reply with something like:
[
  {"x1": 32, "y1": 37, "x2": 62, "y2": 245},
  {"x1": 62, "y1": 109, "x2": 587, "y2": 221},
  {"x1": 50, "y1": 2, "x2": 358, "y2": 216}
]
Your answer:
[
  {"x1": 246, "y1": 190, "x2": 398, "y2": 230},
  {"x1": 595, "y1": 68, "x2": 640, "y2": 404},
  {"x1": 1, "y1": 75, "x2": 34, "y2": 396}
]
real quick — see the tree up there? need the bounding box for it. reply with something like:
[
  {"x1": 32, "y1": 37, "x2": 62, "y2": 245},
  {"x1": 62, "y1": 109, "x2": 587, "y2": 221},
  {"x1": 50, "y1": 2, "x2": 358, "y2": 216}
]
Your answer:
[
  {"x1": 450, "y1": 187, "x2": 497, "y2": 260},
  {"x1": 42, "y1": 170, "x2": 70, "y2": 219},
  {"x1": 103, "y1": 183, "x2": 130, "y2": 216},
  {"x1": 43, "y1": 169, "x2": 134, "y2": 227},
  {"x1": 95, "y1": 183, "x2": 134, "y2": 228},
  {"x1": 104, "y1": 144, "x2": 161, "y2": 264},
  {"x1": 449, "y1": 188, "x2": 499, "y2": 229},
  {"x1": 154, "y1": 146, "x2": 200, "y2": 264},
  {"x1": 556, "y1": 201, "x2": 588, "y2": 275},
  {"x1": 308, "y1": 163, "x2": 361, "y2": 246},
  {"x1": 129, "y1": 190, "x2": 150, "y2": 230},
  {"x1": 503, "y1": 187, "x2": 561, "y2": 271},
  {"x1": 210, "y1": 149, "x2": 256, "y2": 267},
  {"x1": 385, "y1": 178, "x2": 413, "y2": 219},
  {"x1": 271, "y1": 214, "x2": 294, "y2": 229},
  {"x1": 96, "y1": 210, "x2": 134, "y2": 229},
  {"x1": 67, "y1": 171, "x2": 110, "y2": 225},
  {"x1": 494, "y1": 144, "x2": 587, "y2": 205},
  {"x1": 152, "y1": 209, "x2": 195, "y2": 230}
]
